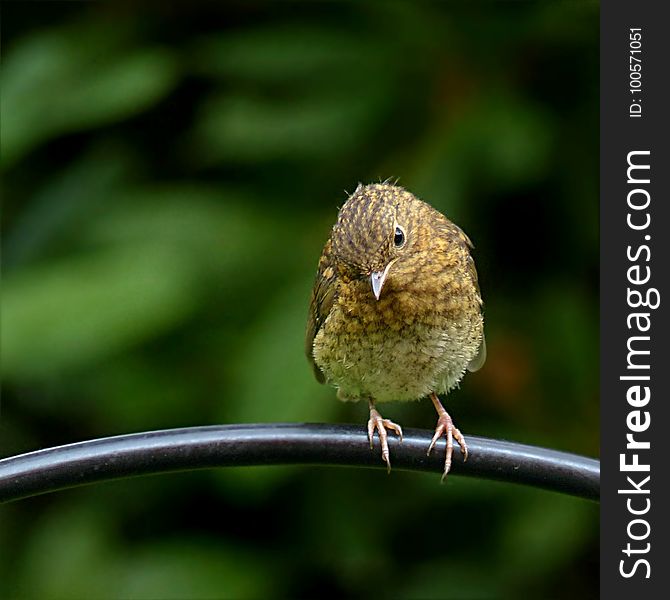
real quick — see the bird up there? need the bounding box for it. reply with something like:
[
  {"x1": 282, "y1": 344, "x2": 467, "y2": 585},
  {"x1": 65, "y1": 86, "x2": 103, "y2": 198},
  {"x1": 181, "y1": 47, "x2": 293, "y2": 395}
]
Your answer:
[{"x1": 305, "y1": 183, "x2": 486, "y2": 480}]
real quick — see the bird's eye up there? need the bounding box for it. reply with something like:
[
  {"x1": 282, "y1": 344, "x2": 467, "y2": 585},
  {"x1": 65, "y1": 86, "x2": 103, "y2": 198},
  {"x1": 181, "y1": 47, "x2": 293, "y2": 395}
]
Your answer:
[{"x1": 393, "y1": 225, "x2": 406, "y2": 248}]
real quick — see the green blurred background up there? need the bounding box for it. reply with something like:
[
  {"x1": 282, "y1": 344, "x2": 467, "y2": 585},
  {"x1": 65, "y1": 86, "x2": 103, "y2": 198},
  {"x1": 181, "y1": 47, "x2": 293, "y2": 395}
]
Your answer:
[{"x1": 1, "y1": 1, "x2": 599, "y2": 598}]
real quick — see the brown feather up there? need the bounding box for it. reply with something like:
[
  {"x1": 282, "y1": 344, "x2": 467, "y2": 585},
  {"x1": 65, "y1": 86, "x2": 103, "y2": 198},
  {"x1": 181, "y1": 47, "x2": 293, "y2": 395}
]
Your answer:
[{"x1": 305, "y1": 238, "x2": 338, "y2": 383}]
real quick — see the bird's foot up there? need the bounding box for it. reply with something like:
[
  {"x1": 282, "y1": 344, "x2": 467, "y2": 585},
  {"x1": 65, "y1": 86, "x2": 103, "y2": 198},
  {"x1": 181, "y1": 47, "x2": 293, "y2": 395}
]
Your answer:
[
  {"x1": 427, "y1": 393, "x2": 468, "y2": 482},
  {"x1": 367, "y1": 402, "x2": 403, "y2": 473}
]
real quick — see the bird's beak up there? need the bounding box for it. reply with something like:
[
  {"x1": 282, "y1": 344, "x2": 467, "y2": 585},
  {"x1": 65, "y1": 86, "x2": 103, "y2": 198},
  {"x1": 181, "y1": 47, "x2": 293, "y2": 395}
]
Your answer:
[{"x1": 370, "y1": 260, "x2": 396, "y2": 301}]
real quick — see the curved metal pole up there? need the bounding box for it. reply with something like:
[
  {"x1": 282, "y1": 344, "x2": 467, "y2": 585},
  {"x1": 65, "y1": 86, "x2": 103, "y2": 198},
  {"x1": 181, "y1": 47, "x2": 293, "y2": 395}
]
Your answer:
[{"x1": 0, "y1": 423, "x2": 600, "y2": 503}]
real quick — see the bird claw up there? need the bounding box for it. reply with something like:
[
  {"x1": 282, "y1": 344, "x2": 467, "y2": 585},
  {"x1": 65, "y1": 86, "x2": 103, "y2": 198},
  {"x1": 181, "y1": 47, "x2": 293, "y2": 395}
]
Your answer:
[
  {"x1": 427, "y1": 410, "x2": 468, "y2": 482},
  {"x1": 367, "y1": 406, "x2": 403, "y2": 473}
]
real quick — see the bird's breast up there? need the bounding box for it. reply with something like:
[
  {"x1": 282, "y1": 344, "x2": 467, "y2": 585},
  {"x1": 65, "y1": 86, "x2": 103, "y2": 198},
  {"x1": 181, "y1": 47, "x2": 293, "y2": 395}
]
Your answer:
[{"x1": 312, "y1": 278, "x2": 482, "y2": 402}]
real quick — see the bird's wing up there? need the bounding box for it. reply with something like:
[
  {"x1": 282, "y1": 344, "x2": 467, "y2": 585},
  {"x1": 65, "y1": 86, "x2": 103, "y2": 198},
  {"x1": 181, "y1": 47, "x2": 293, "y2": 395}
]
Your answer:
[
  {"x1": 467, "y1": 334, "x2": 487, "y2": 372},
  {"x1": 305, "y1": 237, "x2": 338, "y2": 383},
  {"x1": 447, "y1": 221, "x2": 482, "y2": 298},
  {"x1": 449, "y1": 223, "x2": 487, "y2": 373}
]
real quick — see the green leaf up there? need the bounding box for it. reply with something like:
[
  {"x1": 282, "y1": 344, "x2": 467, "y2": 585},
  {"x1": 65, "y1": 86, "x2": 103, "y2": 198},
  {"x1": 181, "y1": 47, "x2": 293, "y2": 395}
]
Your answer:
[
  {"x1": 192, "y1": 26, "x2": 383, "y2": 83},
  {"x1": 1, "y1": 27, "x2": 178, "y2": 168},
  {"x1": 190, "y1": 91, "x2": 382, "y2": 163},
  {"x1": 111, "y1": 540, "x2": 276, "y2": 599},
  {"x1": 2, "y1": 243, "x2": 199, "y2": 380}
]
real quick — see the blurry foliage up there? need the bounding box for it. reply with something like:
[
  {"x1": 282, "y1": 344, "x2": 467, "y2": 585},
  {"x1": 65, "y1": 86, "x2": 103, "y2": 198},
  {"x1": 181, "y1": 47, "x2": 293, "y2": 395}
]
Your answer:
[{"x1": 1, "y1": 2, "x2": 598, "y2": 599}]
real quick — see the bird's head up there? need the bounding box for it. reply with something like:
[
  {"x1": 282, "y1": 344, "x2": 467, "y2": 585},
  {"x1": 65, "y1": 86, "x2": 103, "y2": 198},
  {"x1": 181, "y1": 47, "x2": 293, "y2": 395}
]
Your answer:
[{"x1": 331, "y1": 183, "x2": 423, "y2": 300}]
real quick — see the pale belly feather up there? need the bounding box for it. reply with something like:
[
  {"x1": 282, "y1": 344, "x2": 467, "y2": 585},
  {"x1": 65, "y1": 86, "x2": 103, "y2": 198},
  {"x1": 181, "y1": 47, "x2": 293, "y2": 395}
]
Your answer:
[{"x1": 313, "y1": 318, "x2": 475, "y2": 403}]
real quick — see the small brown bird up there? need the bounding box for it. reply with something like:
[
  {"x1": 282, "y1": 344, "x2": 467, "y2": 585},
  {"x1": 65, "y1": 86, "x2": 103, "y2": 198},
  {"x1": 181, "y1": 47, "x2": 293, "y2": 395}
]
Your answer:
[{"x1": 306, "y1": 183, "x2": 485, "y2": 480}]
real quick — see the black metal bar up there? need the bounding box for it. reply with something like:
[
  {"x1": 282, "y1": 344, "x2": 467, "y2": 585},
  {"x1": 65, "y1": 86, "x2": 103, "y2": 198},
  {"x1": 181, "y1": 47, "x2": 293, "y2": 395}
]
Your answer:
[{"x1": 0, "y1": 423, "x2": 600, "y2": 503}]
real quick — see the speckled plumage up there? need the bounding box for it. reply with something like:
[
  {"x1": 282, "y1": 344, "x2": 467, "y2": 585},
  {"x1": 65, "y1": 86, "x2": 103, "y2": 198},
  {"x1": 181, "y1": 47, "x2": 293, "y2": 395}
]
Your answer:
[{"x1": 305, "y1": 183, "x2": 486, "y2": 477}]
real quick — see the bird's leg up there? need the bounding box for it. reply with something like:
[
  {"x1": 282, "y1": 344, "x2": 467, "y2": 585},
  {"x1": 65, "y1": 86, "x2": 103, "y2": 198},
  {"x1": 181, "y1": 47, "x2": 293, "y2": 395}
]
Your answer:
[
  {"x1": 427, "y1": 392, "x2": 468, "y2": 482},
  {"x1": 367, "y1": 400, "x2": 403, "y2": 473}
]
